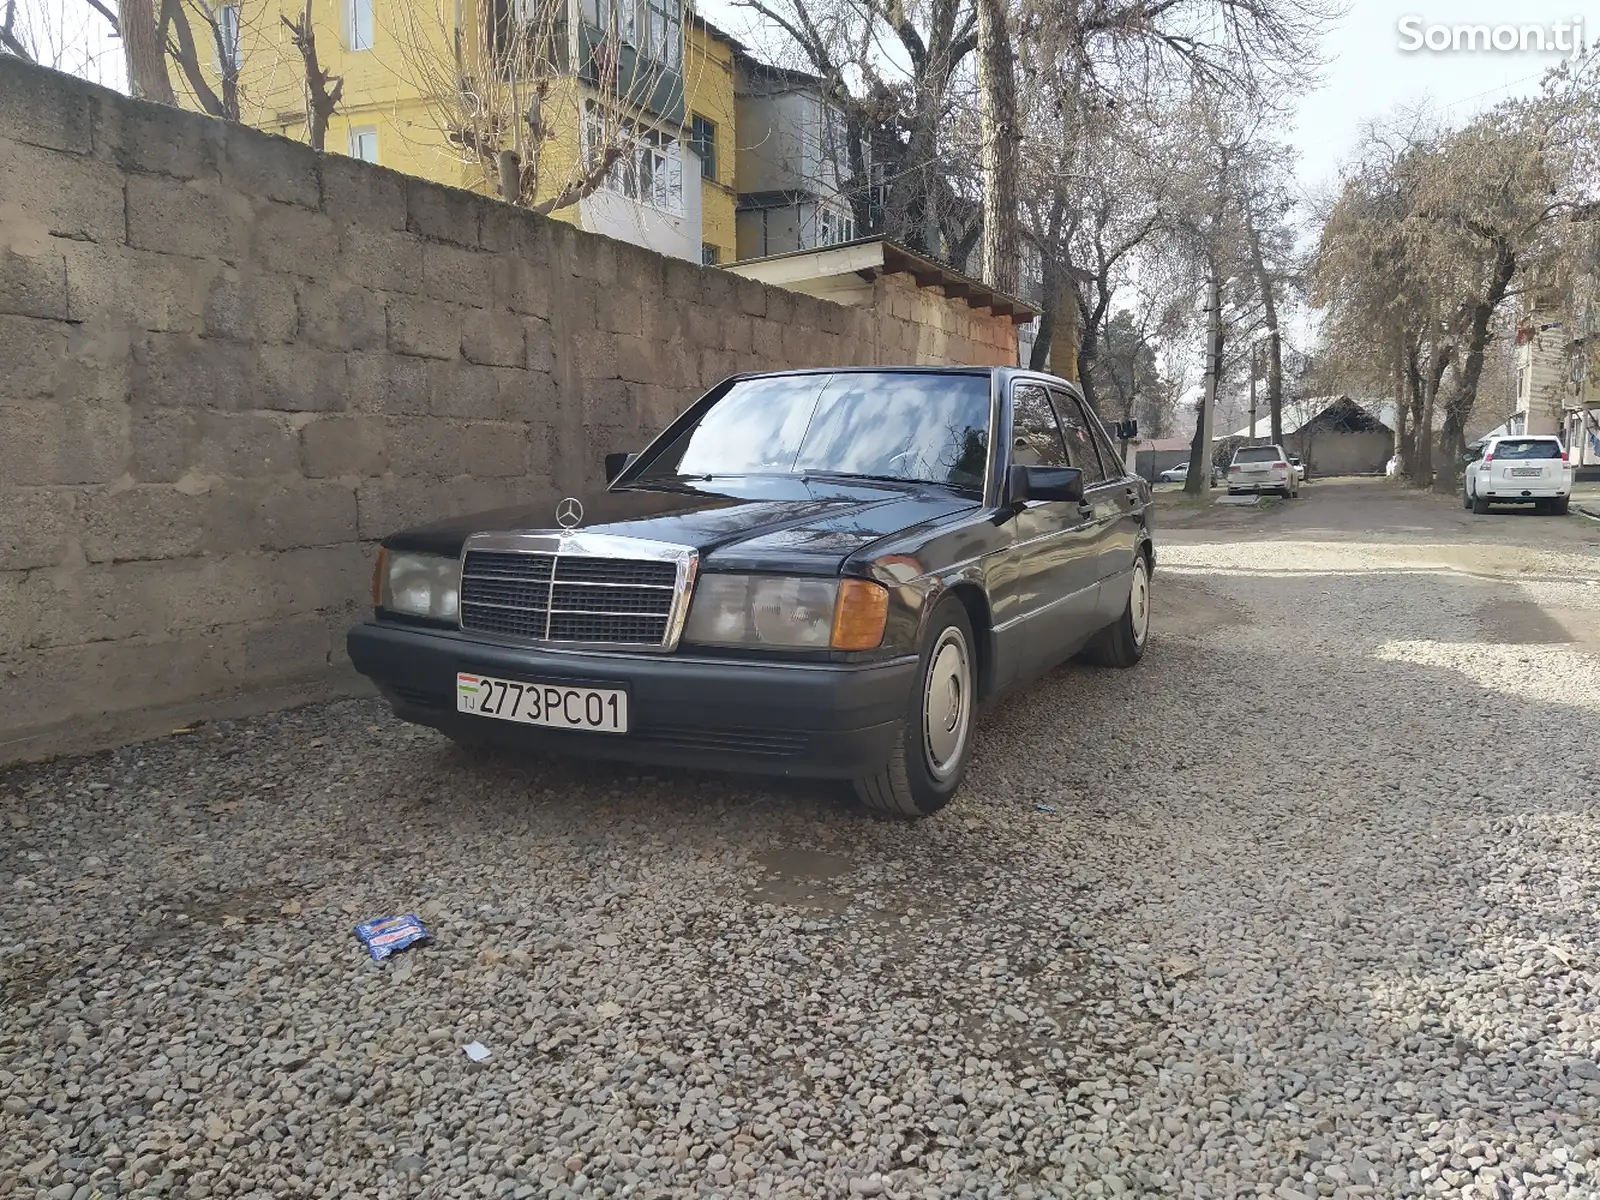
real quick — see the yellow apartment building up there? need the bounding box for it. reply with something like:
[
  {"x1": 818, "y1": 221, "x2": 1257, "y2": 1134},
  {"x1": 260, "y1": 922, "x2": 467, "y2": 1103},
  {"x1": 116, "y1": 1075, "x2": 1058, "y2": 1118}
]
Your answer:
[{"x1": 191, "y1": 0, "x2": 734, "y2": 264}]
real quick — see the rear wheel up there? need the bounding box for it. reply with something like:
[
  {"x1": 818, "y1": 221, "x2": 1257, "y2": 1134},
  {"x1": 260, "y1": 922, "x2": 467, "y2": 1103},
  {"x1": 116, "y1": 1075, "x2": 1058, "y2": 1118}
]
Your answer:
[
  {"x1": 1553, "y1": 496, "x2": 1570, "y2": 516},
  {"x1": 1082, "y1": 553, "x2": 1151, "y2": 669},
  {"x1": 1472, "y1": 490, "x2": 1490, "y2": 515},
  {"x1": 852, "y1": 599, "x2": 975, "y2": 818}
]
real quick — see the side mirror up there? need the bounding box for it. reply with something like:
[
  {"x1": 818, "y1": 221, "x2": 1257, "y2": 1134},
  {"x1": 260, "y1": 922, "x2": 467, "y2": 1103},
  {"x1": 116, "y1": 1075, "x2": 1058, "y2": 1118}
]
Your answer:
[
  {"x1": 1009, "y1": 464, "x2": 1085, "y2": 505},
  {"x1": 604, "y1": 451, "x2": 637, "y2": 482},
  {"x1": 1113, "y1": 419, "x2": 1139, "y2": 440}
]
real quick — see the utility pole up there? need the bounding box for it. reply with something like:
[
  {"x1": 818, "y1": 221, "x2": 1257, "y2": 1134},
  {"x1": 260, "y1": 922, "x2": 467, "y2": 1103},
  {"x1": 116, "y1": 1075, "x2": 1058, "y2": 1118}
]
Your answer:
[{"x1": 1248, "y1": 342, "x2": 1258, "y2": 446}]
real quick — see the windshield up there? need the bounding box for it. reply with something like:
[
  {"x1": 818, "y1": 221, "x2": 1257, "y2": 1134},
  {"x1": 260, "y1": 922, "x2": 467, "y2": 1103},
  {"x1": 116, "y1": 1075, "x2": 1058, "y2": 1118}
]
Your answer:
[
  {"x1": 639, "y1": 372, "x2": 992, "y2": 492},
  {"x1": 1494, "y1": 438, "x2": 1562, "y2": 460},
  {"x1": 1234, "y1": 446, "x2": 1282, "y2": 463}
]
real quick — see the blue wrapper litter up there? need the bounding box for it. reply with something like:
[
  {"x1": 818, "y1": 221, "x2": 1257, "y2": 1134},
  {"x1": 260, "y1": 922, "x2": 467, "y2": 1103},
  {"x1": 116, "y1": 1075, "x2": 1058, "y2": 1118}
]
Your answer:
[{"x1": 354, "y1": 914, "x2": 428, "y2": 962}]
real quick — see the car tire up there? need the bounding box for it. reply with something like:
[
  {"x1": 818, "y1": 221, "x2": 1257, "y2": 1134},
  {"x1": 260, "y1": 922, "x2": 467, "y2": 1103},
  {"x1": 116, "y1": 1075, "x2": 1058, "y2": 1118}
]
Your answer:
[
  {"x1": 1533, "y1": 499, "x2": 1550, "y2": 515},
  {"x1": 1279, "y1": 485, "x2": 1292, "y2": 499},
  {"x1": 852, "y1": 598, "x2": 976, "y2": 818},
  {"x1": 1081, "y1": 552, "x2": 1151, "y2": 670},
  {"x1": 1553, "y1": 496, "x2": 1570, "y2": 516},
  {"x1": 1472, "y1": 491, "x2": 1490, "y2": 515}
]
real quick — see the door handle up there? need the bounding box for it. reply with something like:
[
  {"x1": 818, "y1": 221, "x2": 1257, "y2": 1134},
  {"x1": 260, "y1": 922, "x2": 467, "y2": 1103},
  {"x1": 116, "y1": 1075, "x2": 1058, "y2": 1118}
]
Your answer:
[
  {"x1": 1077, "y1": 501, "x2": 1095, "y2": 520},
  {"x1": 1124, "y1": 486, "x2": 1137, "y2": 499}
]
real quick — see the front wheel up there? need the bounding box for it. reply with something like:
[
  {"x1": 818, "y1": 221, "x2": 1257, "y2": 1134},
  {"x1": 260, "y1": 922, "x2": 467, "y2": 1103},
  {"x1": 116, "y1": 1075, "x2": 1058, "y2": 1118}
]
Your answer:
[
  {"x1": 852, "y1": 599, "x2": 976, "y2": 818},
  {"x1": 1082, "y1": 554, "x2": 1151, "y2": 669}
]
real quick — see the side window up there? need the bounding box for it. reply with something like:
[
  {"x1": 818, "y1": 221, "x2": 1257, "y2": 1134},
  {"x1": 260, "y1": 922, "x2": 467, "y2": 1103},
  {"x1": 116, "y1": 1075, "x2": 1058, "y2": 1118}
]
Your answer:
[
  {"x1": 1050, "y1": 390, "x2": 1108, "y2": 485},
  {"x1": 1085, "y1": 406, "x2": 1124, "y2": 479},
  {"x1": 1010, "y1": 384, "x2": 1070, "y2": 469}
]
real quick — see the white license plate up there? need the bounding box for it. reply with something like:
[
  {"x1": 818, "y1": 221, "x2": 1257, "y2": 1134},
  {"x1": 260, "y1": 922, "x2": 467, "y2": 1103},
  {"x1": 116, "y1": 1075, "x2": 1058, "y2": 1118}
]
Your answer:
[
  {"x1": 456, "y1": 672, "x2": 628, "y2": 733},
  {"x1": 1245, "y1": 464, "x2": 1267, "y2": 472},
  {"x1": 1509, "y1": 467, "x2": 1543, "y2": 476}
]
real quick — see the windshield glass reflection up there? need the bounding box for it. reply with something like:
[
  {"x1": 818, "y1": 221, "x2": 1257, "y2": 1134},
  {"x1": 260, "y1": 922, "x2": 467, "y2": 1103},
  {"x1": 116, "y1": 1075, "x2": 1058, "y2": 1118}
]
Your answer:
[{"x1": 640, "y1": 372, "x2": 991, "y2": 493}]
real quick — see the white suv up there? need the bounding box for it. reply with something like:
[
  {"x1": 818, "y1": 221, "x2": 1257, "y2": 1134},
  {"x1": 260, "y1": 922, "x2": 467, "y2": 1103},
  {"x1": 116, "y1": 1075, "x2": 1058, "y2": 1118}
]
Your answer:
[
  {"x1": 1463, "y1": 436, "x2": 1572, "y2": 515},
  {"x1": 1228, "y1": 444, "x2": 1299, "y2": 498}
]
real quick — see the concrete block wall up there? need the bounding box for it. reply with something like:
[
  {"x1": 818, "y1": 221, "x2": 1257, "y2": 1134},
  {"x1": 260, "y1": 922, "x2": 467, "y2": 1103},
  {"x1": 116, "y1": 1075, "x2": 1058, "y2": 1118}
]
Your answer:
[{"x1": 0, "y1": 58, "x2": 1022, "y2": 761}]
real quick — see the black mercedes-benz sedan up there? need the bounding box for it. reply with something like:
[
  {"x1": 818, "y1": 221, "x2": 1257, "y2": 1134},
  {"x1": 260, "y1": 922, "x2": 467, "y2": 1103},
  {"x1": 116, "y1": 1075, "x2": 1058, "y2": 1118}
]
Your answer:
[{"x1": 347, "y1": 367, "x2": 1154, "y2": 816}]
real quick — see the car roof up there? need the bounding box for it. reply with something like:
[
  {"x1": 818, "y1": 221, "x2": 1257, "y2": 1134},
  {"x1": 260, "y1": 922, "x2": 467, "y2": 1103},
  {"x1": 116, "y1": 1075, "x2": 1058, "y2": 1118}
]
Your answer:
[{"x1": 722, "y1": 365, "x2": 1087, "y2": 391}]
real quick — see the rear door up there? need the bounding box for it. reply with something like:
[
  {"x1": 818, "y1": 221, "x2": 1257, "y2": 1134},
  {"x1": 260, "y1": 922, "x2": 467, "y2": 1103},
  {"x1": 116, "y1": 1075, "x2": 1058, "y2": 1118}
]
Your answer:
[{"x1": 1488, "y1": 437, "x2": 1564, "y2": 491}]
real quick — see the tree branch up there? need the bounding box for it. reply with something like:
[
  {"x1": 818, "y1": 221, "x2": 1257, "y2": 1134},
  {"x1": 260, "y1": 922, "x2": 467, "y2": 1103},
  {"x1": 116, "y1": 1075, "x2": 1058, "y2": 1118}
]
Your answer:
[{"x1": 83, "y1": 0, "x2": 120, "y2": 35}]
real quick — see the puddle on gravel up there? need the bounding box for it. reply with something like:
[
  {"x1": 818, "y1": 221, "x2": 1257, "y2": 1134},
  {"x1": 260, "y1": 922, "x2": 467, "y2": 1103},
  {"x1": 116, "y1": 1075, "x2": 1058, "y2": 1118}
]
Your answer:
[
  {"x1": 1477, "y1": 601, "x2": 1600, "y2": 647},
  {"x1": 1152, "y1": 578, "x2": 1248, "y2": 637},
  {"x1": 746, "y1": 849, "x2": 856, "y2": 911}
]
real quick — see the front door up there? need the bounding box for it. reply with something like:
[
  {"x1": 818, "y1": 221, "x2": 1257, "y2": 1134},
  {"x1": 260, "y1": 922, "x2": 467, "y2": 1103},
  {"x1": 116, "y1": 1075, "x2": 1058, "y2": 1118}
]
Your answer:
[{"x1": 991, "y1": 381, "x2": 1106, "y2": 686}]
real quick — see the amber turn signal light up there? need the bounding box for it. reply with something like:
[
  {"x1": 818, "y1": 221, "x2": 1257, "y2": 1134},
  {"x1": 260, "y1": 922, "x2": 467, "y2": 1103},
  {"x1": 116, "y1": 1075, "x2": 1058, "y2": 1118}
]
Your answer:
[
  {"x1": 831, "y1": 579, "x2": 889, "y2": 650},
  {"x1": 371, "y1": 547, "x2": 388, "y2": 607}
]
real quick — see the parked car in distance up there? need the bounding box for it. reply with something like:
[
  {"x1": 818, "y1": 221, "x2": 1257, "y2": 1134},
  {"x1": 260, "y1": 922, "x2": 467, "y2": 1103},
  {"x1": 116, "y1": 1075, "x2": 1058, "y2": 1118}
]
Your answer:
[
  {"x1": 1463, "y1": 435, "x2": 1572, "y2": 515},
  {"x1": 1288, "y1": 454, "x2": 1307, "y2": 482},
  {"x1": 1158, "y1": 462, "x2": 1190, "y2": 483},
  {"x1": 1228, "y1": 444, "x2": 1299, "y2": 498},
  {"x1": 1385, "y1": 455, "x2": 1398, "y2": 478},
  {"x1": 348, "y1": 367, "x2": 1156, "y2": 818}
]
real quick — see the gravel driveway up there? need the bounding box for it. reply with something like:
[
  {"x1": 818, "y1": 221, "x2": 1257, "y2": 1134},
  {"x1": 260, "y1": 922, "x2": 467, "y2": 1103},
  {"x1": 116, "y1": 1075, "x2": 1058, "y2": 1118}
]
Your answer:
[{"x1": 4, "y1": 479, "x2": 1600, "y2": 1200}]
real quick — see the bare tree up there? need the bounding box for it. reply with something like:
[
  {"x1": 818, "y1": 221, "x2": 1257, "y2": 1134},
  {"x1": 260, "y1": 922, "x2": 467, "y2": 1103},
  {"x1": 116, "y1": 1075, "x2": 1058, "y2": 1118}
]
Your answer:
[
  {"x1": 280, "y1": 0, "x2": 341, "y2": 150},
  {"x1": 391, "y1": 0, "x2": 690, "y2": 213}
]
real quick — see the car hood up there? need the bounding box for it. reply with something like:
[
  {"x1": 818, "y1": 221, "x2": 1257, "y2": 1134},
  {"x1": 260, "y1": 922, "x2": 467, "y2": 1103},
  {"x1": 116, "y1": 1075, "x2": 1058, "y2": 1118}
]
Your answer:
[{"x1": 383, "y1": 475, "x2": 981, "y2": 573}]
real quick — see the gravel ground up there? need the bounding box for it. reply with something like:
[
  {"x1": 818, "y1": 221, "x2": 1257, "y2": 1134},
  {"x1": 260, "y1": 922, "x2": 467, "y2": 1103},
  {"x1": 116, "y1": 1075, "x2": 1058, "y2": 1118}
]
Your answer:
[{"x1": 4, "y1": 478, "x2": 1600, "y2": 1200}]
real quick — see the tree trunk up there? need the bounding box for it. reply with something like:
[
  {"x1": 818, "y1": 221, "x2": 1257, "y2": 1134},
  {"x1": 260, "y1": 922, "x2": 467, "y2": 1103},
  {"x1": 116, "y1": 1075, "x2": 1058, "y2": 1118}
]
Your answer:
[
  {"x1": 1184, "y1": 260, "x2": 1223, "y2": 496},
  {"x1": 1418, "y1": 308, "x2": 1438, "y2": 489},
  {"x1": 1435, "y1": 239, "x2": 1517, "y2": 492},
  {"x1": 120, "y1": 0, "x2": 175, "y2": 103},
  {"x1": 975, "y1": 0, "x2": 1017, "y2": 295},
  {"x1": 498, "y1": 150, "x2": 523, "y2": 206},
  {"x1": 1050, "y1": 277, "x2": 1079, "y2": 383}
]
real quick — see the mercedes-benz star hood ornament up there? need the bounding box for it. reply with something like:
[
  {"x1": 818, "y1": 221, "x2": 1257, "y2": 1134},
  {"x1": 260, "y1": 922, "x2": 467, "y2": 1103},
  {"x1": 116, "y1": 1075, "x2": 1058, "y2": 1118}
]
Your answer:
[{"x1": 555, "y1": 497, "x2": 584, "y2": 529}]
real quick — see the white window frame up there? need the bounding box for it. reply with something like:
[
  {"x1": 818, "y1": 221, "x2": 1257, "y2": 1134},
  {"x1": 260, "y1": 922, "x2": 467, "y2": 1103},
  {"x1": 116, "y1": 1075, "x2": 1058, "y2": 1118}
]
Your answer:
[
  {"x1": 218, "y1": 4, "x2": 242, "y2": 69},
  {"x1": 583, "y1": 102, "x2": 683, "y2": 216},
  {"x1": 812, "y1": 201, "x2": 854, "y2": 249},
  {"x1": 645, "y1": 0, "x2": 681, "y2": 68},
  {"x1": 349, "y1": 126, "x2": 379, "y2": 163},
  {"x1": 346, "y1": 0, "x2": 373, "y2": 51}
]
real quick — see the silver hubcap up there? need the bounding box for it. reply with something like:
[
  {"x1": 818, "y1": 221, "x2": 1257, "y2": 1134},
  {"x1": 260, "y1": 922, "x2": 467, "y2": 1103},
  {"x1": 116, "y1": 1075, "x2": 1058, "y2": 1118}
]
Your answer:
[
  {"x1": 1130, "y1": 561, "x2": 1150, "y2": 647},
  {"x1": 923, "y1": 627, "x2": 971, "y2": 780}
]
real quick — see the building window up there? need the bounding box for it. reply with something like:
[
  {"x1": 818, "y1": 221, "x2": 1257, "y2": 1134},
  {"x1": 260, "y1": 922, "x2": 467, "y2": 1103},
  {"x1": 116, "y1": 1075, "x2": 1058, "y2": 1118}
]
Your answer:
[
  {"x1": 218, "y1": 4, "x2": 242, "y2": 69},
  {"x1": 689, "y1": 113, "x2": 716, "y2": 180},
  {"x1": 584, "y1": 104, "x2": 683, "y2": 215},
  {"x1": 645, "y1": 0, "x2": 681, "y2": 68},
  {"x1": 607, "y1": 0, "x2": 636, "y2": 44},
  {"x1": 349, "y1": 126, "x2": 379, "y2": 163},
  {"x1": 813, "y1": 203, "x2": 854, "y2": 248},
  {"x1": 701, "y1": 243, "x2": 719, "y2": 265},
  {"x1": 347, "y1": 0, "x2": 373, "y2": 50}
]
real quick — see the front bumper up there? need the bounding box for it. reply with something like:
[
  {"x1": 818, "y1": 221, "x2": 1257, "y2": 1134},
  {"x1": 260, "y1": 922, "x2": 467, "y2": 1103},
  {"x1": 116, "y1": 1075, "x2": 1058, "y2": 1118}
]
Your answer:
[{"x1": 346, "y1": 621, "x2": 918, "y2": 778}]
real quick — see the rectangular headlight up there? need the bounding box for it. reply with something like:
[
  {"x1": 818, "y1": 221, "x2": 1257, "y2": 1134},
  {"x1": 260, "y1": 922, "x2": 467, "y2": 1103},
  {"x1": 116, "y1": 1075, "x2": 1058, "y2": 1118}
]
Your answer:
[
  {"x1": 683, "y1": 575, "x2": 838, "y2": 648},
  {"x1": 382, "y1": 552, "x2": 461, "y2": 621}
]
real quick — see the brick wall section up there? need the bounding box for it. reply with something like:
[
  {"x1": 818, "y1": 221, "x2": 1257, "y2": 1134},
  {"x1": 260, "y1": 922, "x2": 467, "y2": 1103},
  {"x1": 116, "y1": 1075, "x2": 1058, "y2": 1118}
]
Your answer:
[{"x1": 0, "y1": 59, "x2": 1023, "y2": 760}]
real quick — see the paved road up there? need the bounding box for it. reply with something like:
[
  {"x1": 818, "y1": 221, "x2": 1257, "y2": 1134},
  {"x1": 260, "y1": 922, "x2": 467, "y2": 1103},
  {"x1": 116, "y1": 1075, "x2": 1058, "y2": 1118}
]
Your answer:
[{"x1": 3, "y1": 479, "x2": 1599, "y2": 1200}]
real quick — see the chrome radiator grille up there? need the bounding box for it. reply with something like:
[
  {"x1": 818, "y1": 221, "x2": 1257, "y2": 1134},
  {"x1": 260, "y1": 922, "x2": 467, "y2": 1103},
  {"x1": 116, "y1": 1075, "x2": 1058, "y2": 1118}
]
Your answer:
[{"x1": 459, "y1": 547, "x2": 683, "y2": 647}]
